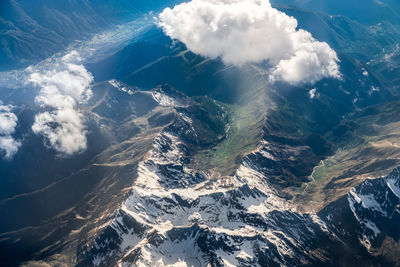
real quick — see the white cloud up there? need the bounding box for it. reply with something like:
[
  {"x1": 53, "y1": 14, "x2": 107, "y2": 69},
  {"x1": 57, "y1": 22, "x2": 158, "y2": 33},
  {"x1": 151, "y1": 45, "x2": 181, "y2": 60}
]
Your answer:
[
  {"x1": 0, "y1": 136, "x2": 21, "y2": 159},
  {"x1": 29, "y1": 51, "x2": 93, "y2": 155},
  {"x1": 0, "y1": 102, "x2": 21, "y2": 159},
  {"x1": 309, "y1": 88, "x2": 318, "y2": 99},
  {"x1": 158, "y1": 0, "x2": 340, "y2": 85},
  {"x1": 0, "y1": 104, "x2": 18, "y2": 135}
]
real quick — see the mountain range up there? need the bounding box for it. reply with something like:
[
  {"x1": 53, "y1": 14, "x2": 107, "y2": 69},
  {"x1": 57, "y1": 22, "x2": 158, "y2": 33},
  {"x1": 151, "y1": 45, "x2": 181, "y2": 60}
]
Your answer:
[{"x1": 0, "y1": 0, "x2": 400, "y2": 266}]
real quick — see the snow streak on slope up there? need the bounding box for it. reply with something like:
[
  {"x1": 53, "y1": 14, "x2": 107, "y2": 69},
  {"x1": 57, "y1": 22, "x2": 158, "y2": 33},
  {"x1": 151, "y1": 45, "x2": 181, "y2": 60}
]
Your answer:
[
  {"x1": 346, "y1": 171, "x2": 400, "y2": 249},
  {"x1": 320, "y1": 167, "x2": 400, "y2": 255}
]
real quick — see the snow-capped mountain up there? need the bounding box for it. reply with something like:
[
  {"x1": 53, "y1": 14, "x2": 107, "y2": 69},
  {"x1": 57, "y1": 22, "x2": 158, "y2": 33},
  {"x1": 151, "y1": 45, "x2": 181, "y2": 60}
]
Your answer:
[
  {"x1": 319, "y1": 169, "x2": 400, "y2": 263},
  {"x1": 76, "y1": 86, "x2": 400, "y2": 267}
]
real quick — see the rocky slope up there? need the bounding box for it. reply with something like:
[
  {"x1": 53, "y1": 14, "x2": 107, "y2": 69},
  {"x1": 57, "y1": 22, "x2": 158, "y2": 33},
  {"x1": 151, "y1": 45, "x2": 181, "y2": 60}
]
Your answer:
[
  {"x1": 0, "y1": 82, "x2": 180, "y2": 265},
  {"x1": 75, "y1": 86, "x2": 400, "y2": 266}
]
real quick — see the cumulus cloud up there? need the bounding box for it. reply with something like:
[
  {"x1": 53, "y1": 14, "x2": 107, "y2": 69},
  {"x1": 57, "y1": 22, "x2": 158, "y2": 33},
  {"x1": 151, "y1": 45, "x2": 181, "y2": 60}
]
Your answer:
[
  {"x1": 158, "y1": 0, "x2": 340, "y2": 85},
  {"x1": 0, "y1": 102, "x2": 21, "y2": 159},
  {"x1": 29, "y1": 51, "x2": 93, "y2": 155}
]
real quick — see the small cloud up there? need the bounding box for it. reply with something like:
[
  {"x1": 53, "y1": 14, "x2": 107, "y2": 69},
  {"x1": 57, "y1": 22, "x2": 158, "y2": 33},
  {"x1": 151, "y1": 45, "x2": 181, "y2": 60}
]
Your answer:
[
  {"x1": 368, "y1": 86, "x2": 379, "y2": 96},
  {"x1": 361, "y1": 68, "x2": 369, "y2": 77},
  {"x1": 309, "y1": 88, "x2": 319, "y2": 99},
  {"x1": 0, "y1": 136, "x2": 21, "y2": 159},
  {"x1": 0, "y1": 102, "x2": 21, "y2": 159},
  {"x1": 28, "y1": 51, "x2": 93, "y2": 155},
  {"x1": 158, "y1": 0, "x2": 340, "y2": 85},
  {"x1": 31, "y1": 109, "x2": 88, "y2": 155}
]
